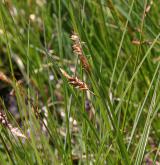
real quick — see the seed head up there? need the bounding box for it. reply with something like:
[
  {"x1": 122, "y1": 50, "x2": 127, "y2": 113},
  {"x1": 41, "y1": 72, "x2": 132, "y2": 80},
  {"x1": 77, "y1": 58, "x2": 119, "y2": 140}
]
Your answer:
[
  {"x1": 60, "y1": 68, "x2": 89, "y2": 91},
  {"x1": 71, "y1": 32, "x2": 91, "y2": 73}
]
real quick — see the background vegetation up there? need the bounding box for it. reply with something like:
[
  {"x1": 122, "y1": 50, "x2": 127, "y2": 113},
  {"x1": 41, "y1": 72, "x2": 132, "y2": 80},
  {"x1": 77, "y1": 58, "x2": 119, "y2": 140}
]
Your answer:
[{"x1": 0, "y1": 0, "x2": 159, "y2": 164}]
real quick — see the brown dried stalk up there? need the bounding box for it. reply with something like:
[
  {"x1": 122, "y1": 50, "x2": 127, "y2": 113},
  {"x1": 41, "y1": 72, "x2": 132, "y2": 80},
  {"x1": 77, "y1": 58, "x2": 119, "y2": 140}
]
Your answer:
[
  {"x1": 60, "y1": 68, "x2": 89, "y2": 91},
  {"x1": 71, "y1": 32, "x2": 91, "y2": 73},
  {"x1": 0, "y1": 110, "x2": 26, "y2": 139}
]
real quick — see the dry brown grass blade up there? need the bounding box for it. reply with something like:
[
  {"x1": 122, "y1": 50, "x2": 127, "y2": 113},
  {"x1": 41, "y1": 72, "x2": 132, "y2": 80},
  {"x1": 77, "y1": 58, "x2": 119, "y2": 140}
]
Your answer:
[
  {"x1": 0, "y1": 111, "x2": 27, "y2": 139},
  {"x1": 71, "y1": 32, "x2": 91, "y2": 73},
  {"x1": 60, "y1": 68, "x2": 90, "y2": 91}
]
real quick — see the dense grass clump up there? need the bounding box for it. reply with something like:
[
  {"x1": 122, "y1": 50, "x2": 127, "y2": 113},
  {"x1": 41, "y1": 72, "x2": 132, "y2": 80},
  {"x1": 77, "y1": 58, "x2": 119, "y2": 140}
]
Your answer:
[{"x1": 0, "y1": 0, "x2": 159, "y2": 164}]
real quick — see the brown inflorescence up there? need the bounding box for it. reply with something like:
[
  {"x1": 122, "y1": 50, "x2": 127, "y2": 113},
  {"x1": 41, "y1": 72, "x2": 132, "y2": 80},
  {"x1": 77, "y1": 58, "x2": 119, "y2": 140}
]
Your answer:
[
  {"x1": 0, "y1": 71, "x2": 12, "y2": 84},
  {"x1": 71, "y1": 32, "x2": 91, "y2": 73},
  {"x1": 60, "y1": 68, "x2": 89, "y2": 91}
]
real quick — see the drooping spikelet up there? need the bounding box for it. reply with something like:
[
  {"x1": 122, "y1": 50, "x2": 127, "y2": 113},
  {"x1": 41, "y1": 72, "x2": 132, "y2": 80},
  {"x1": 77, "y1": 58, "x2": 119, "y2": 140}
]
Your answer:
[
  {"x1": 71, "y1": 32, "x2": 91, "y2": 73},
  {"x1": 60, "y1": 68, "x2": 89, "y2": 91},
  {"x1": 0, "y1": 71, "x2": 12, "y2": 84},
  {"x1": 60, "y1": 68, "x2": 71, "y2": 80},
  {"x1": 0, "y1": 110, "x2": 26, "y2": 139},
  {"x1": 68, "y1": 77, "x2": 89, "y2": 90}
]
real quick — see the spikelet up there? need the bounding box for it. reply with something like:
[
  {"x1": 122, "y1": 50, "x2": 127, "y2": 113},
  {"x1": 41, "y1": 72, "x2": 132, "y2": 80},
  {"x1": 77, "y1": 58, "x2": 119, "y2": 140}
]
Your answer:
[
  {"x1": 144, "y1": 0, "x2": 153, "y2": 17},
  {"x1": 132, "y1": 40, "x2": 152, "y2": 46},
  {"x1": 0, "y1": 111, "x2": 26, "y2": 139},
  {"x1": 9, "y1": 79, "x2": 24, "y2": 96},
  {"x1": 60, "y1": 68, "x2": 89, "y2": 91},
  {"x1": 60, "y1": 68, "x2": 71, "y2": 79},
  {"x1": 132, "y1": 40, "x2": 141, "y2": 45},
  {"x1": 71, "y1": 32, "x2": 91, "y2": 73},
  {"x1": 68, "y1": 77, "x2": 88, "y2": 90},
  {"x1": 0, "y1": 71, "x2": 12, "y2": 84}
]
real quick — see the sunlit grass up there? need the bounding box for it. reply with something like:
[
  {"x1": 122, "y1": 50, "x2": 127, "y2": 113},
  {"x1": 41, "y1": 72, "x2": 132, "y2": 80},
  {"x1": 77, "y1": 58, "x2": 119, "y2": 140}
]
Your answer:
[{"x1": 0, "y1": 0, "x2": 159, "y2": 164}]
